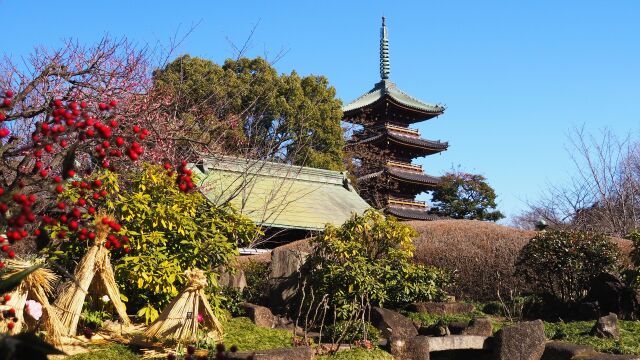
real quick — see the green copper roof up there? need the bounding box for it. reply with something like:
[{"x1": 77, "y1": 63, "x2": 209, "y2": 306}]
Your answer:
[
  {"x1": 342, "y1": 79, "x2": 445, "y2": 114},
  {"x1": 342, "y1": 17, "x2": 445, "y2": 116},
  {"x1": 192, "y1": 156, "x2": 371, "y2": 231}
]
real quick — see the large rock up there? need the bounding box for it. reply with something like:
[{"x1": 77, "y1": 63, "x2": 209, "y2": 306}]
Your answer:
[
  {"x1": 541, "y1": 341, "x2": 595, "y2": 360},
  {"x1": 407, "y1": 302, "x2": 475, "y2": 315},
  {"x1": 463, "y1": 318, "x2": 493, "y2": 336},
  {"x1": 218, "y1": 268, "x2": 247, "y2": 290},
  {"x1": 226, "y1": 346, "x2": 315, "y2": 360},
  {"x1": 389, "y1": 336, "x2": 431, "y2": 360},
  {"x1": 370, "y1": 307, "x2": 418, "y2": 339},
  {"x1": 269, "y1": 248, "x2": 308, "y2": 310},
  {"x1": 239, "y1": 303, "x2": 277, "y2": 328},
  {"x1": 591, "y1": 313, "x2": 620, "y2": 339},
  {"x1": 575, "y1": 354, "x2": 640, "y2": 360},
  {"x1": 492, "y1": 320, "x2": 546, "y2": 360},
  {"x1": 389, "y1": 335, "x2": 491, "y2": 360},
  {"x1": 585, "y1": 272, "x2": 640, "y2": 320}
]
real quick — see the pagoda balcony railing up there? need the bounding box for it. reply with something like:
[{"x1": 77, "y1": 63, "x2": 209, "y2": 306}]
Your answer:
[
  {"x1": 385, "y1": 123, "x2": 420, "y2": 137},
  {"x1": 388, "y1": 196, "x2": 427, "y2": 209},
  {"x1": 387, "y1": 160, "x2": 423, "y2": 173}
]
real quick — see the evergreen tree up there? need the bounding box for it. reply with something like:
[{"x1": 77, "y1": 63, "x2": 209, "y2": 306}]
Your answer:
[{"x1": 431, "y1": 172, "x2": 504, "y2": 221}]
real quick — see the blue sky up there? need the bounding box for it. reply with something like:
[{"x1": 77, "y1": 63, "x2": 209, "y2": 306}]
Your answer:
[{"x1": 3, "y1": 1, "x2": 640, "y2": 220}]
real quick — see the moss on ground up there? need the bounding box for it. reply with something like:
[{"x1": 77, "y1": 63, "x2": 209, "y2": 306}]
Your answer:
[
  {"x1": 544, "y1": 320, "x2": 640, "y2": 355},
  {"x1": 66, "y1": 343, "x2": 140, "y2": 360},
  {"x1": 221, "y1": 316, "x2": 294, "y2": 351},
  {"x1": 317, "y1": 348, "x2": 393, "y2": 360}
]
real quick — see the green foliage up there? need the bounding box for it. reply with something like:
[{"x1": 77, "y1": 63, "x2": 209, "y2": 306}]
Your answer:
[
  {"x1": 221, "y1": 317, "x2": 293, "y2": 351},
  {"x1": 306, "y1": 209, "x2": 450, "y2": 320},
  {"x1": 54, "y1": 164, "x2": 259, "y2": 323},
  {"x1": 242, "y1": 261, "x2": 271, "y2": 305},
  {"x1": 80, "y1": 308, "x2": 110, "y2": 330},
  {"x1": 544, "y1": 320, "x2": 640, "y2": 355},
  {"x1": 112, "y1": 164, "x2": 257, "y2": 321},
  {"x1": 516, "y1": 230, "x2": 620, "y2": 303},
  {"x1": 430, "y1": 172, "x2": 504, "y2": 221},
  {"x1": 66, "y1": 344, "x2": 140, "y2": 360},
  {"x1": 317, "y1": 348, "x2": 394, "y2": 360},
  {"x1": 322, "y1": 321, "x2": 382, "y2": 343},
  {"x1": 154, "y1": 55, "x2": 345, "y2": 170}
]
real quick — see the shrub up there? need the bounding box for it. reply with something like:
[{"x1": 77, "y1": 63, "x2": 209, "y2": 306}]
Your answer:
[
  {"x1": 305, "y1": 209, "x2": 450, "y2": 321},
  {"x1": 516, "y1": 230, "x2": 620, "y2": 303},
  {"x1": 410, "y1": 219, "x2": 534, "y2": 301},
  {"x1": 321, "y1": 321, "x2": 382, "y2": 344},
  {"x1": 55, "y1": 164, "x2": 260, "y2": 323},
  {"x1": 242, "y1": 261, "x2": 271, "y2": 305}
]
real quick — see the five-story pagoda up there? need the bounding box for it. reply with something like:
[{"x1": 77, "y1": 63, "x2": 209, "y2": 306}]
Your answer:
[{"x1": 343, "y1": 17, "x2": 449, "y2": 220}]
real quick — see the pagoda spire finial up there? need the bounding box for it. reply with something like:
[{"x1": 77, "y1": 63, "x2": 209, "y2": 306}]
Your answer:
[{"x1": 380, "y1": 16, "x2": 390, "y2": 80}]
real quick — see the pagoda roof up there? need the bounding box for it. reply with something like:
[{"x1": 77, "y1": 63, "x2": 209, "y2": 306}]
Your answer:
[
  {"x1": 386, "y1": 206, "x2": 441, "y2": 221},
  {"x1": 349, "y1": 127, "x2": 448, "y2": 155},
  {"x1": 357, "y1": 167, "x2": 441, "y2": 187},
  {"x1": 191, "y1": 156, "x2": 370, "y2": 231},
  {"x1": 342, "y1": 17, "x2": 445, "y2": 124},
  {"x1": 342, "y1": 80, "x2": 445, "y2": 121}
]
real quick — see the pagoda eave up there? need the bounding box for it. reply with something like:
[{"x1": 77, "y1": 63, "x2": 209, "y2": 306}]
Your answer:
[
  {"x1": 386, "y1": 206, "x2": 440, "y2": 221},
  {"x1": 343, "y1": 95, "x2": 443, "y2": 125}
]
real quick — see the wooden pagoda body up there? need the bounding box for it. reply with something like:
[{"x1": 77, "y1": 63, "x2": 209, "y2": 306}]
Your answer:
[{"x1": 343, "y1": 17, "x2": 449, "y2": 220}]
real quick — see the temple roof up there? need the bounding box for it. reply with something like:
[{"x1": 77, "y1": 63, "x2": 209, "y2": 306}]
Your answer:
[{"x1": 192, "y1": 156, "x2": 370, "y2": 231}]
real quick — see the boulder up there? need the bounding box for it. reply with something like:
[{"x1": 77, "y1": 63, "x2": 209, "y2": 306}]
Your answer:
[
  {"x1": 575, "y1": 354, "x2": 640, "y2": 360},
  {"x1": 407, "y1": 301, "x2": 475, "y2": 315},
  {"x1": 389, "y1": 335, "x2": 431, "y2": 360},
  {"x1": 239, "y1": 303, "x2": 277, "y2": 328},
  {"x1": 370, "y1": 307, "x2": 418, "y2": 339},
  {"x1": 585, "y1": 272, "x2": 640, "y2": 320},
  {"x1": 492, "y1": 320, "x2": 546, "y2": 360},
  {"x1": 463, "y1": 318, "x2": 493, "y2": 337},
  {"x1": 269, "y1": 249, "x2": 308, "y2": 310},
  {"x1": 218, "y1": 268, "x2": 247, "y2": 290},
  {"x1": 591, "y1": 313, "x2": 620, "y2": 339},
  {"x1": 448, "y1": 321, "x2": 469, "y2": 335},
  {"x1": 226, "y1": 346, "x2": 315, "y2": 360},
  {"x1": 541, "y1": 341, "x2": 595, "y2": 360},
  {"x1": 270, "y1": 248, "x2": 308, "y2": 279}
]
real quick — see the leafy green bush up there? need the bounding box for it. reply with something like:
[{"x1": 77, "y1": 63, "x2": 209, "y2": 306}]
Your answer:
[
  {"x1": 321, "y1": 321, "x2": 382, "y2": 343},
  {"x1": 54, "y1": 164, "x2": 260, "y2": 323},
  {"x1": 242, "y1": 261, "x2": 271, "y2": 305},
  {"x1": 305, "y1": 209, "x2": 450, "y2": 321},
  {"x1": 516, "y1": 230, "x2": 620, "y2": 303}
]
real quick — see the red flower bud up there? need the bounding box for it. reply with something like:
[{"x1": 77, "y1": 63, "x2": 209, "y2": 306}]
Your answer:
[
  {"x1": 4, "y1": 90, "x2": 13, "y2": 98},
  {"x1": 0, "y1": 128, "x2": 9, "y2": 138}
]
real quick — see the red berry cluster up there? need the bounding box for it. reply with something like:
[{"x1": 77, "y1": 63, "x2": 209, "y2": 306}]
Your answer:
[
  {"x1": 0, "y1": 294, "x2": 17, "y2": 332},
  {"x1": 0, "y1": 95, "x2": 150, "y2": 257},
  {"x1": 176, "y1": 161, "x2": 195, "y2": 192},
  {"x1": 0, "y1": 90, "x2": 13, "y2": 138}
]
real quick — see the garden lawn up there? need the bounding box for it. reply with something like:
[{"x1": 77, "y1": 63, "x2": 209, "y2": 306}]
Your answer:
[
  {"x1": 545, "y1": 320, "x2": 640, "y2": 355},
  {"x1": 222, "y1": 316, "x2": 294, "y2": 351},
  {"x1": 66, "y1": 343, "x2": 140, "y2": 360},
  {"x1": 318, "y1": 348, "x2": 393, "y2": 360}
]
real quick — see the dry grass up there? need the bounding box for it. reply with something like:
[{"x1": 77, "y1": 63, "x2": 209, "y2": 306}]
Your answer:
[
  {"x1": 0, "y1": 259, "x2": 64, "y2": 346},
  {"x1": 54, "y1": 215, "x2": 131, "y2": 336},
  {"x1": 408, "y1": 219, "x2": 633, "y2": 301},
  {"x1": 145, "y1": 268, "x2": 223, "y2": 342}
]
